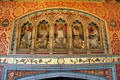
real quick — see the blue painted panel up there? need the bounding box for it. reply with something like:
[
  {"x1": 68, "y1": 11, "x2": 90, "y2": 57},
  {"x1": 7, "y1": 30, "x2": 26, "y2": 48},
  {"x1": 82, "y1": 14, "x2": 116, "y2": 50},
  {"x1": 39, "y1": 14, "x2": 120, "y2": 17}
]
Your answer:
[{"x1": 2, "y1": 65, "x2": 117, "y2": 80}]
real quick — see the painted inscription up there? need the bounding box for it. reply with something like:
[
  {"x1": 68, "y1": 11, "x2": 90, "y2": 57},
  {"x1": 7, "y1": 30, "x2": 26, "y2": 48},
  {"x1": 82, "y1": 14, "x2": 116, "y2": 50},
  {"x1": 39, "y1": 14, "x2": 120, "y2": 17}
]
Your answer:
[{"x1": 0, "y1": 56, "x2": 120, "y2": 65}]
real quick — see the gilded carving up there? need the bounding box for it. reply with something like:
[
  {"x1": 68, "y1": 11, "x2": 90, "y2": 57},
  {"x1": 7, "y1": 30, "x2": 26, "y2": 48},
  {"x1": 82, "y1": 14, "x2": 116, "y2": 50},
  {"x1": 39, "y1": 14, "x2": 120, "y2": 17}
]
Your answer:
[
  {"x1": 10, "y1": 8, "x2": 108, "y2": 54},
  {"x1": 36, "y1": 20, "x2": 49, "y2": 49}
]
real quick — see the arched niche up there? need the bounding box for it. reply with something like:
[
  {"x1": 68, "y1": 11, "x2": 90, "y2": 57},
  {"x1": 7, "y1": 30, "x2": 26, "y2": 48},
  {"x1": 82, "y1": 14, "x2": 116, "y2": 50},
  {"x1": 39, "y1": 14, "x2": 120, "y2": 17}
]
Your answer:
[
  {"x1": 17, "y1": 21, "x2": 33, "y2": 49},
  {"x1": 35, "y1": 20, "x2": 50, "y2": 49},
  {"x1": 9, "y1": 8, "x2": 109, "y2": 55},
  {"x1": 72, "y1": 20, "x2": 85, "y2": 49}
]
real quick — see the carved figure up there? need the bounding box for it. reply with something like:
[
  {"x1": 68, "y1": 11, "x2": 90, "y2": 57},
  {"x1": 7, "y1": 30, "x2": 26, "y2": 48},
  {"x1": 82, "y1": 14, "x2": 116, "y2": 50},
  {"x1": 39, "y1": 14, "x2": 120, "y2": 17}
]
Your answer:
[
  {"x1": 54, "y1": 19, "x2": 67, "y2": 48},
  {"x1": 36, "y1": 20, "x2": 49, "y2": 48},
  {"x1": 89, "y1": 24, "x2": 100, "y2": 48},
  {"x1": 73, "y1": 36, "x2": 82, "y2": 48},
  {"x1": 72, "y1": 21, "x2": 84, "y2": 49},
  {"x1": 20, "y1": 23, "x2": 32, "y2": 48},
  {"x1": 55, "y1": 24, "x2": 66, "y2": 48}
]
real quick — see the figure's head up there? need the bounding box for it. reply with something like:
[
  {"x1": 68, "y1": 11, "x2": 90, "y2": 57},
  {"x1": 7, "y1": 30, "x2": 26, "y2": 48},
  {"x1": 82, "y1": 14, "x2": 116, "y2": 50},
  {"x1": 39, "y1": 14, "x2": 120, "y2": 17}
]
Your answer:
[
  {"x1": 41, "y1": 23, "x2": 47, "y2": 30},
  {"x1": 58, "y1": 23, "x2": 63, "y2": 30},
  {"x1": 74, "y1": 25, "x2": 79, "y2": 30},
  {"x1": 25, "y1": 25, "x2": 29, "y2": 30}
]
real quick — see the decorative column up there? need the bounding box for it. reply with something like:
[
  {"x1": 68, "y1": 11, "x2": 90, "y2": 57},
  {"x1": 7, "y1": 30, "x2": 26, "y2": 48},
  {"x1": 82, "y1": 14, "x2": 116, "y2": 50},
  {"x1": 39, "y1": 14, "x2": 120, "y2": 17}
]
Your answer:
[
  {"x1": 13, "y1": 23, "x2": 19, "y2": 54},
  {"x1": 68, "y1": 23, "x2": 73, "y2": 54},
  {"x1": 30, "y1": 19, "x2": 37, "y2": 54},
  {"x1": 85, "y1": 21, "x2": 90, "y2": 54},
  {"x1": 49, "y1": 24, "x2": 54, "y2": 54}
]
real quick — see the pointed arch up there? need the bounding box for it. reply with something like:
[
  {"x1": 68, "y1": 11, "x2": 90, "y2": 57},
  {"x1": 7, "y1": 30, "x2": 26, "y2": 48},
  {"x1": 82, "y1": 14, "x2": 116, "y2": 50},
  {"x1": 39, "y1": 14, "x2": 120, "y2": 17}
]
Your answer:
[{"x1": 15, "y1": 72, "x2": 108, "y2": 80}]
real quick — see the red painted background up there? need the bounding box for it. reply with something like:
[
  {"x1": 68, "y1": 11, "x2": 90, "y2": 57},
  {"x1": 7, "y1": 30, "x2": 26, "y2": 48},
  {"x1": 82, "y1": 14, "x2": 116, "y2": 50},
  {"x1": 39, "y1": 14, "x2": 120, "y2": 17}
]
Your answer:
[
  {"x1": 0, "y1": 2, "x2": 120, "y2": 55},
  {"x1": 0, "y1": 66, "x2": 3, "y2": 80}
]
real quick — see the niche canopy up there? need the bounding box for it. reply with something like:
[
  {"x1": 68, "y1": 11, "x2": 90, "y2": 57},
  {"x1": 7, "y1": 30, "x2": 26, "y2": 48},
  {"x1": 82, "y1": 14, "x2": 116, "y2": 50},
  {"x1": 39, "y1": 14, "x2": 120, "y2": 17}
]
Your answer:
[{"x1": 10, "y1": 8, "x2": 108, "y2": 55}]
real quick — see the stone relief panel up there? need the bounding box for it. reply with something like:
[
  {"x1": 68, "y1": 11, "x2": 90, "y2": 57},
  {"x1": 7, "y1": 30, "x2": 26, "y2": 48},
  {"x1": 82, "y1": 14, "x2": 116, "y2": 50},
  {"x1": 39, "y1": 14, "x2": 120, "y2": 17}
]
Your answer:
[{"x1": 10, "y1": 8, "x2": 108, "y2": 54}]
